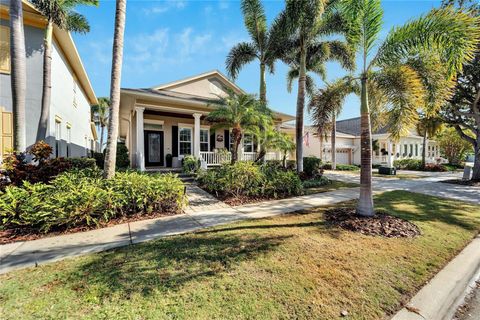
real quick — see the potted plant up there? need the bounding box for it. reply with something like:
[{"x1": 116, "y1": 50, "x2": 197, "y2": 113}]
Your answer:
[{"x1": 166, "y1": 154, "x2": 172, "y2": 167}]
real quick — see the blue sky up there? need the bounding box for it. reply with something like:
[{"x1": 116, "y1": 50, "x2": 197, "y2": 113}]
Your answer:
[{"x1": 73, "y1": 0, "x2": 442, "y2": 122}]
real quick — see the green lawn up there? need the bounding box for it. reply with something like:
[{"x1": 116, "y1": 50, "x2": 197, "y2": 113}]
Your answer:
[
  {"x1": 304, "y1": 180, "x2": 359, "y2": 195},
  {"x1": 1, "y1": 191, "x2": 479, "y2": 320},
  {"x1": 373, "y1": 173, "x2": 423, "y2": 179}
]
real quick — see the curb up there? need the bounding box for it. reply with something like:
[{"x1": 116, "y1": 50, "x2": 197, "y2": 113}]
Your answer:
[{"x1": 392, "y1": 236, "x2": 480, "y2": 320}]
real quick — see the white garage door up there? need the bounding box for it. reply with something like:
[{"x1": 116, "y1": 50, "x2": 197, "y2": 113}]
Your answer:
[{"x1": 336, "y1": 149, "x2": 351, "y2": 165}]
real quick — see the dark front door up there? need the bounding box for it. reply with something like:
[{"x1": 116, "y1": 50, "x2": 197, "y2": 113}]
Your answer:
[{"x1": 144, "y1": 131, "x2": 164, "y2": 167}]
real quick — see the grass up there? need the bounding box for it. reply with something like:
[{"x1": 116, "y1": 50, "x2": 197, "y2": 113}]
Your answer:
[
  {"x1": 373, "y1": 173, "x2": 422, "y2": 180},
  {"x1": 303, "y1": 180, "x2": 359, "y2": 195},
  {"x1": 1, "y1": 191, "x2": 479, "y2": 320}
]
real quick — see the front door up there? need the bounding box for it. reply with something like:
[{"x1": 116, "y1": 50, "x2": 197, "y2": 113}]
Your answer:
[{"x1": 144, "y1": 131, "x2": 164, "y2": 167}]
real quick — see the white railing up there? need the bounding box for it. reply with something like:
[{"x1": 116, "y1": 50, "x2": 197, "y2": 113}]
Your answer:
[
  {"x1": 241, "y1": 152, "x2": 257, "y2": 162},
  {"x1": 265, "y1": 152, "x2": 281, "y2": 161},
  {"x1": 200, "y1": 152, "x2": 231, "y2": 166}
]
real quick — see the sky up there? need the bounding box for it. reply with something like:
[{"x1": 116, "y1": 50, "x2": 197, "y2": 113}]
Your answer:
[{"x1": 72, "y1": 0, "x2": 443, "y2": 123}]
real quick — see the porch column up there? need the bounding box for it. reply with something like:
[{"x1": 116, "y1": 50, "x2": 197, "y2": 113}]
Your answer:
[
  {"x1": 193, "y1": 113, "x2": 202, "y2": 158},
  {"x1": 387, "y1": 140, "x2": 393, "y2": 167},
  {"x1": 135, "y1": 107, "x2": 145, "y2": 171}
]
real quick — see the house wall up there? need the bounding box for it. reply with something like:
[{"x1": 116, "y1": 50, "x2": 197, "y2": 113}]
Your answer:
[
  {"x1": 0, "y1": 16, "x2": 95, "y2": 157},
  {"x1": 162, "y1": 77, "x2": 230, "y2": 99}
]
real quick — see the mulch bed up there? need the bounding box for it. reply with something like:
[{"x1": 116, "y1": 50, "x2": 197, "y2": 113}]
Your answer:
[
  {"x1": 440, "y1": 179, "x2": 480, "y2": 187},
  {"x1": 0, "y1": 211, "x2": 181, "y2": 245},
  {"x1": 324, "y1": 207, "x2": 421, "y2": 238}
]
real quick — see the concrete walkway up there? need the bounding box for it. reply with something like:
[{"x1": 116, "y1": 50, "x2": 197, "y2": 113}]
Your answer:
[{"x1": 0, "y1": 188, "x2": 359, "y2": 275}]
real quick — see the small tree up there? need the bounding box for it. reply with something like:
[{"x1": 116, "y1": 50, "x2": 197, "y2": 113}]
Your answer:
[
  {"x1": 91, "y1": 97, "x2": 110, "y2": 151},
  {"x1": 437, "y1": 127, "x2": 473, "y2": 165}
]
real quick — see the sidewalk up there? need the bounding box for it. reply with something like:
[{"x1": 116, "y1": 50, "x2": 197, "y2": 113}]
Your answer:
[{"x1": 0, "y1": 188, "x2": 359, "y2": 275}]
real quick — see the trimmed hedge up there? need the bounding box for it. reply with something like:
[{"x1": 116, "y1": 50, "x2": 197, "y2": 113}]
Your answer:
[
  {"x1": 321, "y1": 162, "x2": 360, "y2": 171},
  {"x1": 0, "y1": 170, "x2": 186, "y2": 234},
  {"x1": 393, "y1": 159, "x2": 447, "y2": 172},
  {"x1": 196, "y1": 162, "x2": 303, "y2": 199}
]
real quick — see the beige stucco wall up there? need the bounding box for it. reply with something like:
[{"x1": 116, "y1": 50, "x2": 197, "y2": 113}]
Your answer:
[{"x1": 161, "y1": 77, "x2": 231, "y2": 99}]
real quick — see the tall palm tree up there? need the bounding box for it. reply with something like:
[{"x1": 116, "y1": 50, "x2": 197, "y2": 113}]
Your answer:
[
  {"x1": 9, "y1": 0, "x2": 26, "y2": 152},
  {"x1": 31, "y1": 0, "x2": 98, "y2": 142},
  {"x1": 226, "y1": 0, "x2": 279, "y2": 104},
  {"x1": 416, "y1": 116, "x2": 444, "y2": 167},
  {"x1": 91, "y1": 97, "x2": 109, "y2": 151},
  {"x1": 341, "y1": 0, "x2": 479, "y2": 216},
  {"x1": 309, "y1": 79, "x2": 358, "y2": 169},
  {"x1": 103, "y1": 0, "x2": 127, "y2": 179},
  {"x1": 206, "y1": 92, "x2": 264, "y2": 164}
]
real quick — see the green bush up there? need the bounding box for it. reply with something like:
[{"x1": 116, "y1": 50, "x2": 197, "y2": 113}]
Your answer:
[
  {"x1": 182, "y1": 155, "x2": 200, "y2": 174},
  {"x1": 196, "y1": 162, "x2": 302, "y2": 199},
  {"x1": 115, "y1": 143, "x2": 130, "y2": 169},
  {"x1": 321, "y1": 162, "x2": 359, "y2": 171},
  {"x1": 67, "y1": 158, "x2": 97, "y2": 170},
  {"x1": 303, "y1": 157, "x2": 322, "y2": 178},
  {"x1": 93, "y1": 152, "x2": 105, "y2": 167},
  {"x1": 302, "y1": 176, "x2": 331, "y2": 188},
  {"x1": 393, "y1": 159, "x2": 447, "y2": 172},
  {"x1": 0, "y1": 169, "x2": 186, "y2": 234}
]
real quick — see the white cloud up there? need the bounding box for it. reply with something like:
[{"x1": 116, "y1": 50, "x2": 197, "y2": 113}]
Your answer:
[{"x1": 144, "y1": 0, "x2": 187, "y2": 15}]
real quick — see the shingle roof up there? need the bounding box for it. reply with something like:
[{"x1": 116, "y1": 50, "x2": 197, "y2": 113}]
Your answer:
[
  {"x1": 336, "y1": 117, "x2": 388, "y2": 136},
  {"x1": 121, "y1": 88, "x2": 215, "y2": 104}
]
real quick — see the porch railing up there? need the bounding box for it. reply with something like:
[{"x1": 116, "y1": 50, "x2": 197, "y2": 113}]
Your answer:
[{"x1": 199, "y1": 151, "x2": 282, "y2": 166}]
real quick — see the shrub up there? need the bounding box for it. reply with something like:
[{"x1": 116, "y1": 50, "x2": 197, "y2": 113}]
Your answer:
[
  {"x1": 321, "y1": 162, "x2": 359, "y2": 171},
  {"x1": 393, "y1": 159, "x2": 447, "y2": 172},
  {"x1": 93, "y1": 152, "x2": 105, "y2": 167},
  {"x1": 115, "y1": 143, "x2": 130, "y2": 169},
  {"x1": 196, "y1": 162, "x2": 303, "y2": 199},
  {"x1": 67, "y1": 158, "x2": 97, "y2": 170},
  {"x1": 0, "y1": 170, "x2": 186, "y2": 234},
  {"x1": 302, "y1": 176, "x2": 331, "y2": 188},
  {"x1": 303, "y1": 157, "x2": 322, "y2": 178},
  {"x1": 182, "y1": 155, "x2": 200, "y2": 174}
]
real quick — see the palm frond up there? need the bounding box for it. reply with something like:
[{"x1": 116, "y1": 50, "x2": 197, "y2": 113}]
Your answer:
[
  {"x1": 225, "y1": 42, "x2": 258, "y2": 79},
  {"x1": 241, "y1": 0, "x2": 268, "y2": 50},
  {"x1": 67, "y1": 12, "x2": 90, "y2": 33},
  {"x1": 286, "y1": 68, "x2": 299, "y2": 93}
]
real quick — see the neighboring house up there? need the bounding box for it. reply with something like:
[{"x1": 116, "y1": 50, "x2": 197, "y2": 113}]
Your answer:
[
  {"x1": 119, "y1": 70, "x2": 295, "y2": 170},
  {"x1": 0, "y1": 0, "x2": 98, "y2": 161},
  {"x1": 282, "y1": 117, "x2": 442, "y2": 166}
]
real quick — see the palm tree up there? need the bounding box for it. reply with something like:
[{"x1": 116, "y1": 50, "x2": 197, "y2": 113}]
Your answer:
[
  {"x1": 103, "y1": 0, "x2": 127, "y2": 179},
  {"x1": 341, "y1": 0, "x2": 479, "y2": 216},
  {"x1": 273, "y1": 0, "x2": 349, "y2": 172},
  {"x1": 91, "y1": 97, "x2": 110, "y2": 151},
  {"x1": 31, "y1": 0, "x2": 98, "y2": 142},
  {"x1": 206, "y1": 92, "x2": 264, "y2": 164},
  {"x1": 226, "y1": 0, "x2": 279, "y2": 103},
  {"x1": 309, "y1": 79, "x2": 358, "y2": 169},
  {"x1": 416, "y1": 116, "x2": 444, "y2": 167},
  {"x1": 275, "y1": 132, "x2": 296, "y2": 168},
  {"x1": 9, "y1": 0, "x2": 26, "y2": 152}
]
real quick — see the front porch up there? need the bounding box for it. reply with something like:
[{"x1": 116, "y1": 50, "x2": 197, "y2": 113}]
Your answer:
[{"x1": 372, "y1": 137, "x2": 442, "y2": 166}]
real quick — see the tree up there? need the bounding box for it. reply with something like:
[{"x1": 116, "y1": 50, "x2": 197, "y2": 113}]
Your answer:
[
  {"x1": 437, "y1": 127, "x2": 473, "y2": 165},
  {"x1": 226, "y1": 0, "x2": 278, "y2": 104},
  {"x1": 309, "y1": 78, "x2": 358, "y2": 170},
  {"x1": 272, "y1": 0, "x2": 330, "y2": 173},
  {"x1": 91, "y1": 97, "x2": 110, "y2": 151},
  {"x1": 416, "y1": 116, "x2": 444, "y2": 167},
  {"x1": 31, "y1": 0, "x2": 98, "y2": 142},
  {"x1": 341, "y1": 0, "x2": 479, "y2": 216},
  {"x1": 441, "y1": 1, "x2": 480, "y2": 180},
  {"x1": 9, "y1": 0, "x2": 26, "y2": 152},
  {"x1": 104, "y1": 0, "x2": 127, "y2": 179},
  {"x1": 276, "y1": 132, "x2": 295, "y2": 167},
  {"x1": 206, "y1": 92, "x2": 265, "y2": 163}
]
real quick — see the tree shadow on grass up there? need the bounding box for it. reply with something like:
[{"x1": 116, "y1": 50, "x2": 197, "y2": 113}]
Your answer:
[{"x1": 65, "y1": 232, "x2": 291, "y2": 301}]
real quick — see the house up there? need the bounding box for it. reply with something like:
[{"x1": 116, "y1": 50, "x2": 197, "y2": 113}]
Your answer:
[
  {"x1": 284, "y1": 117, "x2": 441, "y2": 166},
  {"x1": 119, "y1": 70, "x2": 295, "y2": 170},
  {"x1": 0, "y1": 0, "x2": 98, "y2": 161}
]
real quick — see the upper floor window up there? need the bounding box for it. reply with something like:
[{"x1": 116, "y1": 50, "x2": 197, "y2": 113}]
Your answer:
[{"x1": 0, "y1": 26, "x2": 10, "y2": 74}]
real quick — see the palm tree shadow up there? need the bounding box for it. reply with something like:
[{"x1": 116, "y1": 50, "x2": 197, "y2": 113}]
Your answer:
[{"x1": 66, "y1": 232, "x2": 291, "y2": 300}]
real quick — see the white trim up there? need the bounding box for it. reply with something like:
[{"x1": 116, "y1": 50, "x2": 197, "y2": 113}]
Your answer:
[
  {"x1": 144, "y1": 119, "x2": 164, "y2": 125},
  {"x1": 178, "y1": 126, "x2": 193, "y2": 156}
]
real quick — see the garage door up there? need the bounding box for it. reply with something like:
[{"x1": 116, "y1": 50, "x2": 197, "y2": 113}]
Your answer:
[{"x1": 336, "y1": 149, "x2": 351, "y2": 165}]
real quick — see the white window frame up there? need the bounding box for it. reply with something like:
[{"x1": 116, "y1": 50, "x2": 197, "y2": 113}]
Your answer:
[
  {"x1": 200, "y1": 128, "x2": 209, "y2": 152},
  {"x1": 178, "y1": 126, "x2": 193, "y2": 156},
  {"x1": 243, "y1": 133, "x2": 254, "y2": 153}
]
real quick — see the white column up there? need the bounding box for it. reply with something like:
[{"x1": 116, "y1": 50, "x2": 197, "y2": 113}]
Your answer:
[
  {"x1": 193, "y1": 113, "x2": 202, "y2": 158},
  {"x1": 135, "y1": 107, "x2": 145, "y2": 171},
  {"x1": 387, "y1": 140, "x2": 393, "y2": 167}
]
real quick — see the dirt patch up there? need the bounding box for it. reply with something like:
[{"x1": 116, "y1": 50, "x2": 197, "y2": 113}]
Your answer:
[
  {"x1": 324, "y1": 207, "x2": 421, "y2": 238},
  {"x1": 0, "y1": 211, "x2": 181, "y2": 245},
  {"x1": 441, "y1": 179, "x2": 480, "y2": 187}
]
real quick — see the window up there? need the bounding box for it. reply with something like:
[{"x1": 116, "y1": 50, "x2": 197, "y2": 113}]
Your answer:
[
  {"x1": 66, "y1": 124, "x2": 71, "y2": 157},
  {"x1": 200, "y1": 129, "x2": 209, "y2": 152},
  {"x1": 410, "y1": 144, "x2": 413, "y2": 156},
  {"x1": 415, "y1": 144, "x2": 418, "y2": 156},
  {"x1": 403, "y1": 144, "x2": 408, "y2": 155},
  {"x1": 179, "y1": 127, "x2": 192, "y2": 155},
  {"x1": 0, "y1": 26, "x2": 10, "y2": 74},
  {"x1": 243, "y1": 134, "x2": 254, "y2": 152},
  {"x1": 73, "y1": 81, "x2": 78, "y2": 107},
  {"x1": 55, "y1": 120, "x2": 62, "y2": 157}
]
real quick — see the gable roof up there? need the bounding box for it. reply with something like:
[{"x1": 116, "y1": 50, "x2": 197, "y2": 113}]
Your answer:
[
  {"x1": 336, "y1": 117, "x2": 389, "y2": 136},
  {"x1": 151, "y1": 70, "x2": 245, "y2": 94},
  {"x1": 0, "y1": 0, "x2": 98, "y2": 105}
]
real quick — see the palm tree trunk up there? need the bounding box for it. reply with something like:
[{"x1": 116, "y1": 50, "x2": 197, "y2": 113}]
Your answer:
[
  {"x1": 9, "y1": 0, "x2": 26, "y2": 152},
  {"x1": 356, "y1": 75, "x2": 374, "y2": 217},
  {"x1": 421, "y1": 130, "x2": 427, "y2": 169},
  {"x1": 36, "y1": 20, "x2": 53, "y2": 142},
  {"x1": 472, "y1": 137, "x2": 480, "y2": 181},
  {"x1": 104, "y1": 0, "x2": 126, "y2": 179},
  {"x1": 100, "y1": 125, "x2": 105, "y2": 151},
  {"x1": 259, "y1": 62, "x2": 267, "y2": 104},
  {"x1": 231, "y1": 127, "x2": 241, "y2": 164},
  {"x1": 331, "y1": 111, "x2": 336, "y2": 170},
  {"x1": 295, "y1": 47, "x2": 307, "y2": 173}
]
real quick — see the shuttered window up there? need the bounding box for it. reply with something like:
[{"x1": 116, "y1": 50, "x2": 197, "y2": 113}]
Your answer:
[
  {"x1": 1, "y1": 107, "x2": 13, "y2": 157},
  {"x1": 0, "y1": 26, "x2": 10, "y2": 74}
]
